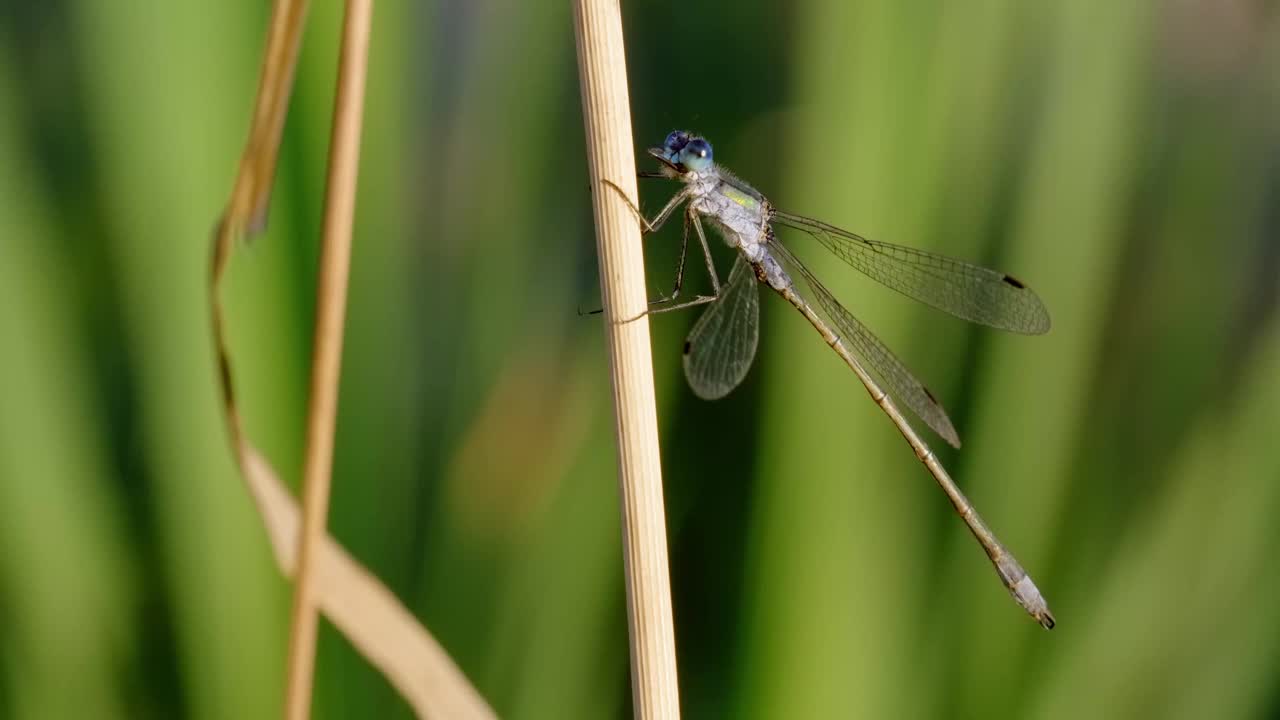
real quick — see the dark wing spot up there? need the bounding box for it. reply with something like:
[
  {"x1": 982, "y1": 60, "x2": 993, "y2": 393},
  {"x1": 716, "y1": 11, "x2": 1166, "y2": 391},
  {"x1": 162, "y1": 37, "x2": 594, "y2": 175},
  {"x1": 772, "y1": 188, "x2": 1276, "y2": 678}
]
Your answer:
[
  {"x1": 922, "y1": 385, "x2": 940, "y2": 405},
  {"x1": 683, "y1": 339, "x2": 692, "y2": 355},
  {"x1": 1002, "y1": 274, "x2": 1027, "y2": 289}
]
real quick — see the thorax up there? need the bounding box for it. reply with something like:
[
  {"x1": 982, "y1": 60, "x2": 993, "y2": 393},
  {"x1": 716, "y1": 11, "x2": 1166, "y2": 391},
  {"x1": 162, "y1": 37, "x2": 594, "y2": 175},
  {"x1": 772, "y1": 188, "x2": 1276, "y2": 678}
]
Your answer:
[{"x1": 685, "y1": 169, "x2": 771, "y2": 258}]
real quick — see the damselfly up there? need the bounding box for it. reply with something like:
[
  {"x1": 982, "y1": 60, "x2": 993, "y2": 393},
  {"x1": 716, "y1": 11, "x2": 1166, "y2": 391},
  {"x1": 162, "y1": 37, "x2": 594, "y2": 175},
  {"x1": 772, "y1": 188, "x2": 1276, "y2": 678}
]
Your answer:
[{"x1": 623, "y1": 130, "x2": 1055, "y2": 628}]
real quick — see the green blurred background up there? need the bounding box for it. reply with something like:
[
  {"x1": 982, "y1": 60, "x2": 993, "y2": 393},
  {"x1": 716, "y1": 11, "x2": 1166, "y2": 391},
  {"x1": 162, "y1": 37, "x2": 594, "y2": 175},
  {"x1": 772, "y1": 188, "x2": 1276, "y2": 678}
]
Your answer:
[{"x1": 2, "y1": 0, "x2": 1278, "y2": 717}]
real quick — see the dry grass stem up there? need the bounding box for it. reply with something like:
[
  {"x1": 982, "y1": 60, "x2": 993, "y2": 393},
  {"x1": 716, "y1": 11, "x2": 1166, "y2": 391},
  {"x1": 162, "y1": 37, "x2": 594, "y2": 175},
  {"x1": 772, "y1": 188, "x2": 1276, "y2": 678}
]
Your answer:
[
  {"x1": 282, "y1": 0, "x2": 375, "y2": 716},
  {"x1": 242, "y1": 444, "x2": 497, "y2": 719},
  {"x1": 573, "y1": 0, "x2": 682, "y2": 717},
  {"x1": 209, "y1": 0, "x2": 495, "y2": 717}
]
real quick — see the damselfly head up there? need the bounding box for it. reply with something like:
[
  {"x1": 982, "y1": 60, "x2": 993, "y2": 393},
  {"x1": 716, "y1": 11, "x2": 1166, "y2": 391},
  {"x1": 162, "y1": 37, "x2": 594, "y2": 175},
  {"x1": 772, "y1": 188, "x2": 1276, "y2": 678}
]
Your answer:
[{"x1": 647, "y1": 130, "x2": 713, "y2": 176}]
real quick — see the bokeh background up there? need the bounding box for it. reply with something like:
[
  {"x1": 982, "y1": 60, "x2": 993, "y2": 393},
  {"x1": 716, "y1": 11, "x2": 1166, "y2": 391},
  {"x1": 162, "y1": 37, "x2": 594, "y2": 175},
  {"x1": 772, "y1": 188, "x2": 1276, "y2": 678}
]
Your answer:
[{"x1": 2, "y1": 0, "x2": 1278, "y2": 718}]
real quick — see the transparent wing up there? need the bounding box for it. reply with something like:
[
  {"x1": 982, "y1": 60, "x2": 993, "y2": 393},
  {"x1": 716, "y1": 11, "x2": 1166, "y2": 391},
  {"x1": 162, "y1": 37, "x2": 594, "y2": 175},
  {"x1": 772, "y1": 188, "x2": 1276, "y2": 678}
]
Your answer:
[
  {"x1": 769, "y1": 239, "x2": 962, "y2": 447},
  {"x1": 772, "y1": 210, "x2": 1051, "y2": 335},
  {"x1": 683, "y1": 255, "x2": 761, "y2": 400}
]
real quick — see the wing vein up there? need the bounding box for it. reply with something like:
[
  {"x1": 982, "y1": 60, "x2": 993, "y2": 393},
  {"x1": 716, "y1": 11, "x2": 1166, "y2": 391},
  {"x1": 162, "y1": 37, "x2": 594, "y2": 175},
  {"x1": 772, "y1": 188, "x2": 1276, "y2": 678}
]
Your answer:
[
  {"x1": 772, "y1": 210, "x2": 1050, "y2": 334},
  {"x1": 768, "y1": 239, "x2": 962, "y2": 447}
]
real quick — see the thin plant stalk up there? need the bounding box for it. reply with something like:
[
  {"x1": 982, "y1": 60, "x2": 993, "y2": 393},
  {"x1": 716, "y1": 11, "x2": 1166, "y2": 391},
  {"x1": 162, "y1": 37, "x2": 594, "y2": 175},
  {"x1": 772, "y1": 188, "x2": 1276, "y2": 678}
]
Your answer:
[
  {"x1": 211, "y1": 0, "x2": 496, "y2": 716},
  {"x1": 282, "y1": 0, "x2": 374, "y2": 716},
  {"x1": 572, "y1": 0, "x2": 682, "y2": 717}
]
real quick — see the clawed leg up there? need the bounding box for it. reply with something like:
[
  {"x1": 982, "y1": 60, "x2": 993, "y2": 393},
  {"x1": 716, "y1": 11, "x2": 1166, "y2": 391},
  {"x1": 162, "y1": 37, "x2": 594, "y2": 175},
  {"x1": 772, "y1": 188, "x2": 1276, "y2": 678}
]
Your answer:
[
  {"x1": 600, "y1": 178, "x2": 690, "y2": 235},
  {"x1": 609, "y1": 292, "x2": 720, "y2": 324},
  {"x1": 653, "y1": 212, "x2": 692, "y2": 303},
  {"x1": 577, "y1": 290, "x2": 719, "y2": 322},
  {"x1": 583, "y1": 178, "x2": 724, "y2": 322},
  {"x1": 624, "y1": 214, "x2": 724, "y2": 320},
  {"x1": 689, "y1": 213, "x2": 722, "y2": 296},
  {"x1": 578, "y1": 217, "x2": 716, "y2": 320}
]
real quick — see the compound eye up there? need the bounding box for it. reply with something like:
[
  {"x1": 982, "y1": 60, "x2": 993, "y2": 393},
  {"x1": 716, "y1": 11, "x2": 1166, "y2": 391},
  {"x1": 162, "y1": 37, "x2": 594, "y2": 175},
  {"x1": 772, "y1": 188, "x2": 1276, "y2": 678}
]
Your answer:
[
  {"x1": 663, "y1": 130, "x2": 690, "y2": 154},
  {"x1": 680, "y1": 138, "x2": 713, "y2": 172}
]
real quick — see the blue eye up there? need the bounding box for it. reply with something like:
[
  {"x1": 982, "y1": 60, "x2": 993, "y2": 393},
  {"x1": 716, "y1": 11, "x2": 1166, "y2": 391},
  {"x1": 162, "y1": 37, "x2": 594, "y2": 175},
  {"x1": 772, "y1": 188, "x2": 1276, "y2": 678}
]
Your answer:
[
  {"x1": 663, "y1": 130, "x2": 690, "y2": 154},
  {"x1": 680, "y1": 138, "x2": 713, "y2": 172}
]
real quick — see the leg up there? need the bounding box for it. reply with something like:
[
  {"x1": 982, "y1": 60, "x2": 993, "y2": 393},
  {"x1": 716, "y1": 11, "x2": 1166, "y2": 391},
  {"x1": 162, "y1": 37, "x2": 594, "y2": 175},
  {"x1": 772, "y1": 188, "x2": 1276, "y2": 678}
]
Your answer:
[
  {"x1": 657, "y1": 208, "x2": 728, "y2": 304},
  {"x1": 577, "y1": 211, "x2": 691, "y2": 316},
  {"x1": 644, "y1": 294, "x2": 718, "y2": 315},
  {"x1": 586, "y1": 179, "x2": 720, "y2": 321},
  {"x1": 607, "y1": 214, "x2": 723, "y2": 321},
  {"x1": 661, "y1": 212, "x2": 692, "y2": 302},
  {"x1": 601, "y1": 178, "x2": 691, "y2": 235},
  {"x1": 599, "y1": 178, "x2": 695, "y2": 302},
  {"x1": 690, "y1": 213, "x2": 722, "y2": 295},
  {"x1": 632, "y1": 214, "x2": 725, "y2": 318},
  {"x1": 607, "y1": 291, "x2": 720, "y2": 324},
  {"x1": 578, "y1": 291, "x2": 715, "y2": 319}
]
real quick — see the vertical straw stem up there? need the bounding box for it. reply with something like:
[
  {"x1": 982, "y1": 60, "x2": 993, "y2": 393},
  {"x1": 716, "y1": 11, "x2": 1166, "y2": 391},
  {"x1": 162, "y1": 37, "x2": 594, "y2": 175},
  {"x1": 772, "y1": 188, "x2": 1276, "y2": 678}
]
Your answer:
[
  {"x1": 282, "y1": 0, "x2": 374, "y2": 716},
  {"x1": 572, "y1": 1, "x2": 682, "y2": 717}
]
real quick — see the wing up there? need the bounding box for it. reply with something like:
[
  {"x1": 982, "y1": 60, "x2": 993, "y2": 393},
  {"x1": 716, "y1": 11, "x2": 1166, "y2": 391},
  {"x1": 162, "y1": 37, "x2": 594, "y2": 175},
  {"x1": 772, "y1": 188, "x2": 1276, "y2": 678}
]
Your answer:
[
  {"x1": 771, "y1": 210, "x2": 1051, "y2": 335},
  {"x1": 683, "y1": 255, "x2": 761, "y2": 400},
  {"x1": 768, "y1": 239, "x2": 962, "y2": 447}
]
